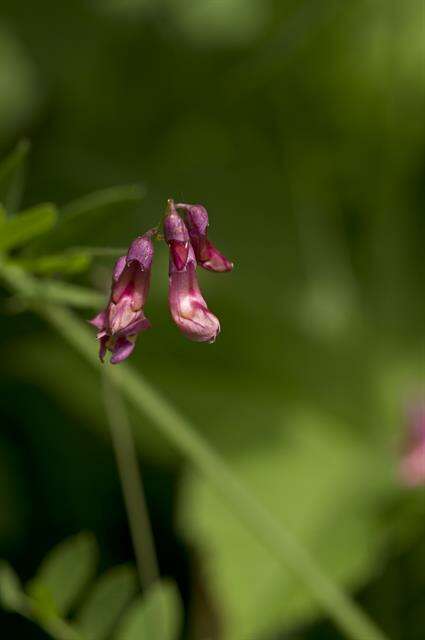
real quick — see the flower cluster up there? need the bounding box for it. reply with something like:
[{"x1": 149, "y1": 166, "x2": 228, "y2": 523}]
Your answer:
[{"x1": 90, "y1": 199, "x2": 233, "y2": 363}]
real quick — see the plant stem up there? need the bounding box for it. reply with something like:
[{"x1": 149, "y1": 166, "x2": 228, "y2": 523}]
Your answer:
[
  {"x1": 102, "y1": 372, "x2": 159, "y2": 591},
  {"x1": 0, "y1": 260, "x2": 390, "y2": 640}
]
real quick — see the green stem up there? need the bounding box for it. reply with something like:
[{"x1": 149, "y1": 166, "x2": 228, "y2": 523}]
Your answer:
[
  {"x1": 0, "y1": 260, "x2": 390, "y2": 640},
  {"x1": 102, "y1": 372, "x2": 160, "y2": 591}
]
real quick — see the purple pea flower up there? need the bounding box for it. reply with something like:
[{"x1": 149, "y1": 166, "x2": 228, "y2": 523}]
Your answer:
[
  {"x1": 399, "y1": 402, "x2": 425, "y2": 487},
  {"x1": 89, "y1": 232, "x2": 154, "y2": 364},
  {"x1": 164, "y1": 201, "x2": 220, "y2": 342},
  {"x1": 176, "y1": 203, "x2": 233, "y2": 272}
]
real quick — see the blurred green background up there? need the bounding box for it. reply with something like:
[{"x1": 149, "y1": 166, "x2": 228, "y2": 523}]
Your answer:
[{"x1": 0, "y1": 1, "x2": 424, "y2": 638}]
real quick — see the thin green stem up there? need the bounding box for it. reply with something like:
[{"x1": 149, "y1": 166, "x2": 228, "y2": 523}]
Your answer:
[
  {"x1": 102, "y1": 372, "x2": 159, "y2": 591},
  {"x1": 0, "y1": 260, "x2": 390, "y2": 640}
]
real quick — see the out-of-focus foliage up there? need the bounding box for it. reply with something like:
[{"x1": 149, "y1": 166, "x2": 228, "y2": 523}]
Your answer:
[
  {"x1": 0, "y1": 0, "x2": 424, "y2": 639},
  {"x1": 180, "y1": 409, "x2": 394, "y2": 639},
  {"x1": 0, "y1": 139, "x2": 29, "y2": 212},
  {"x1": 116, "y1": 580, "x2": 182, "y2": 640},
  {"x1": 0, "y1": 533, "x2": 182, "y2": 640}
]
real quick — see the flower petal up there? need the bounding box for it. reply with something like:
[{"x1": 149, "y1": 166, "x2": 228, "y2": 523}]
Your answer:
[
  {"x1": 169, "y1": 266, "x2": 220, "y2": 342},
  {"x1": 110, "y1": 337, "x2": 136, "y2": 364},
  {"x1": 113, "y1": 256, "x2": 127, "y2": 283},
  {"x1": 89, "y1": 310, "x2": 107, "y2": 330},
  {"x1": 127, "y1": 234, "x2": 154, "y2": 271}
]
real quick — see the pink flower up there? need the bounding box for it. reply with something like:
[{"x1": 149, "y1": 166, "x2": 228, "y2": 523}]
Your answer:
[
  {"x1": 89, "y1": 232, "x2": 154, "y2": 364},
  {"x1": 164, "y1": 201, "x2": 220, "y2": 342},
  {"x1": 399, "y1": 402, "x2": 425, "y2": 487},
  {"x1": 176, "y1": 203, "x2": 233, "y2": 272}
]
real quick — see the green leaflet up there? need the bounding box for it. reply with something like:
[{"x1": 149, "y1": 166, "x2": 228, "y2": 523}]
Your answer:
[
  {"x1": 0, "y1": 203, "x2": 57, "y2": 251},
  {"x1": 77, "y1": 566, "x2": 138, "y2": 640},
  {"x1": 15, "y1": 251, "x2": 92, "y2": 275},
  {"x1": 0, "y1": 561, "x2": 26, "y2": 613},
  {"x1": 115, "y1": 580, "x2": 182, "y2": 640},
  {"x1": 29, "y1": 532, "x2": 98, "y2": 617}
]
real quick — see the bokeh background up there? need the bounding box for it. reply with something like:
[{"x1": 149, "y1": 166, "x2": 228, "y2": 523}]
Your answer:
[{"x1": 0, "y1": 1, "x2": 424, "y2": 638}]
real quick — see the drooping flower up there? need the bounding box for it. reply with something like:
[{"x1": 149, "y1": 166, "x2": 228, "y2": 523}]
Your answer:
[
  {"x1": 399, "y1": 402, "x2": 425, "y2": 487},
  {"x1": 176, "y1": 203, "x2": 233, "y2": 272},
  {"x1": 89, "y1": 232, "x2": 154, "y2": 364},
  {"x1": 164, "y1": 201, "x2": 220, "y2": 342}
]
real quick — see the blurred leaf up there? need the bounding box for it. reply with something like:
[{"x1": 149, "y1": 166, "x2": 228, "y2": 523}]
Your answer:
[
  {"x1": 0, "y1": 561, "x2": 26, "y2": 612},
  {"x1": 0, "y1": 204, "x2": 6, "y2": 223},
  {"x1": 28, "y1": 580, "x2": 62, "y2": 620},
  {"x1": 15, "y1": 251, "x2": 93, "y2": 276},
  {"x1": 0, "y1": 139, "x2": 30, "y2": 214},
  {"x1": 116, "y1": 580, "x2": 182, "y2": 640},
  {"x1": 30, "y1": 532, "x2": 98, "y2": 616},
  {"x1": 179, "y1": 409, "x2": 393, "y2": 640},
  {"x1": 0, "y1": 203, "x2": 57, "y2": 252},
  {"x1": 29, "y1": 185, "x2": 146, "y2": 252},
  {"x1": 0, "y1": 28, "x2": 40, "y2": 148},
  {"x1": 0, "y1": 259, "x2": 104, "y2": 309},
  {"x1": 168, "y1": 0, "x2": 270, "y2": 47},
  {"x1": 23, "y1": 280, "x2": 105, "y2": 309},
  {"x1": 78, "y1": 565, "x2": 138, "y2": 640}
]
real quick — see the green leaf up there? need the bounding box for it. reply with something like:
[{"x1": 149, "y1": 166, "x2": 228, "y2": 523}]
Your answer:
[
  {"x1": 28, "y1": 184, "x2": 145, "y2": 253},
  {"x1": 0, "y1": 561, "x2": 26, "y2": 612},
  {"x1": 25, "y1": 280, "x2": 105, "y2": 309},
  {"x1": 28, "y1": 580, "x2": 61, "y2": 620},
  {"x1": 0, "y1": 203, "x2": 57, "y2": 252},
  {"x1": 0, "y1": 204, "x2": 6, "y2": 224},
  {"x1": 30, "y1": 532, "x2": 98, "y2": 616},
  {"x1": 0, "y1": 139, "x2": 30, "y2": 214},
  {"x1": 179, "y1": 410, "x2": 391, "y2": 640},
  {"x1": 15, "y1": 251, "x2": 93, "y2": 275},
  {"x1": 78, "y1": 565, "x2": 138, "y2": 640},
  {"x1": 0, "y1": 259, "x2": 105, "y2": 309},
  {"x1": 116, "y1": 580, "x2": 182, "y2": 640}
]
